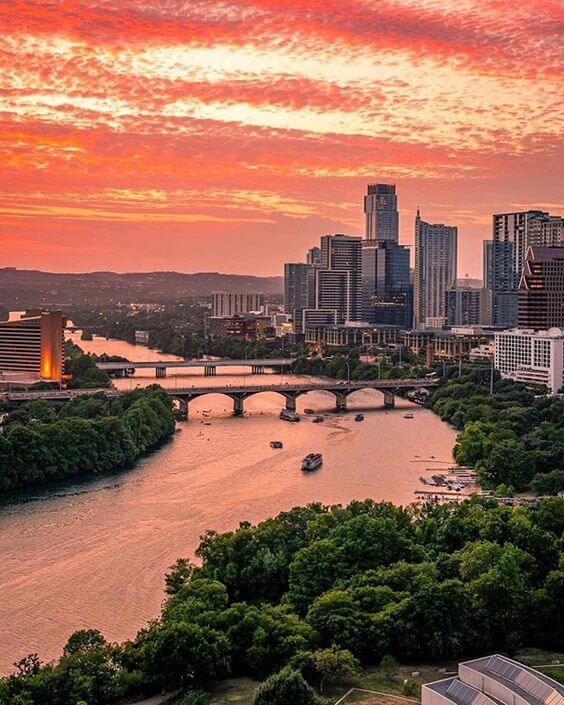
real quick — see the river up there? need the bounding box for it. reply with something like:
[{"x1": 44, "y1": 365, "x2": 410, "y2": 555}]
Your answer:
[{"x1": 0, "y1": 333, "x2": 457, "y2": 674}]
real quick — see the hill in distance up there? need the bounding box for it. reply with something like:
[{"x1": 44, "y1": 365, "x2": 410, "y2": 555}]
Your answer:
[{"x1": 0, "y1": 268, "x2": 284, "y2": 309}]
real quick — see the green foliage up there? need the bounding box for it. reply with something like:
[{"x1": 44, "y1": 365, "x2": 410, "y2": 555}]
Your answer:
[
  {"x1": 1, "y1": 498, "x2": 562, "y2": 704},
  {"x1": 252, "y1": 668, "x2": 320, "y2": 705},
  {"x1": 181, "y1": 691, "x2": 211, "y2": 705},
  {"x1": 531, "y1": 470, "x2": 564, "y2": 496},
  {"x1": 64, "y1": 340, "x2": 112, "y2": 389},
  {"x1": 430, "y1": 370, "x2": 564, "y2": 492},
  {"x1": 0, "y1": 386, "x2": 175, "y2": 493},
  {"x1": 380, "y1": 654, "x2": 399, "y2": 682}
]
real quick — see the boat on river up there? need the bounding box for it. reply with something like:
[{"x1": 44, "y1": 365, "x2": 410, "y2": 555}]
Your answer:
[
  {"x1": 280, "y1": 409, "x2": 300, "y2": 422},
  {"x1": 270, "y1": 440, "x2": 283, "y2": 449},
  {"x1": 355, "y1": 413, "x2": 364, "y2": 422},
  {"x1": 302, "y1": 453, "x2": 323, "y2": 471}
]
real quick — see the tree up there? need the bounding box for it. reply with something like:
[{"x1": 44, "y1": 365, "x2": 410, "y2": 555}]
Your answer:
[
  {"x1": 531, "y1": 470, "x2": 564, "y2": 496},
  {"x1": 141, "y1": 622, "x2": 230, "y2": 690},
  {"x1": 252, "y1": 668, "x2": 319, "y2": 705},
  {"x1": 309, "y1": 648, "x2": 360, "y2": 693},
  {"x1": 165, "y1": 559, "x2": 194, "y2": 595}
]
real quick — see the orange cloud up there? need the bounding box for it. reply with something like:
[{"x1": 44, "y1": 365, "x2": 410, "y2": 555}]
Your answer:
[{"x1": 0, "y1": 0, "x2": 562, "y2": 276}]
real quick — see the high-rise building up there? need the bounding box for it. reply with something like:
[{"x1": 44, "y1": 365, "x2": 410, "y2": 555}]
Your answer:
[
  {"x1": 489, "y1": 210, "x2": 548, "y2": 326},
  {"x1": 527, "y1": 213, "x2": 563, "y2": 248},
  {"x1": 445, "y1": 287, "x2": 487, "y2": 327},
  {"x1": 494, "y1": 327, "x2": 564, "y2": 395},
  {"x1": 518, "y1": 246, "x2": 564, "y2": 330},
  {"x1": 315, "y1": 234, "x2": 363, "y2": 323},
  {"x1": 364, "y1": 183, "x2": 399, "y2": 243},
  {"x1": 362, "y1": 241, "x2": 412, "y2": 327},
  {"x1": 413, "y1": 210, "x2": 457, "y2": 329},
  {"x1": 284, "y1": 263, "x2": 311, "y2": 323},
  {"x1": 483, "y1": 240, "x2": 494, "y2": 289},
  {"x1": 306, "y1": 246, "x2": 321, "y2": 265},
  {"x1": 0, "y1": 310, "x2": 66, "y2": 381},
  {"x1": 211, "y1": 292, "x2": 264, "y2": 317}
]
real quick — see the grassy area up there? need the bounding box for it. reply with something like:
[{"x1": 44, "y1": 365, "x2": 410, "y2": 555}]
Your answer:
[
  {"x1": 171, "y1": 651, "x2": 564, "y2": 705},
  {"x1": 208, "y1": 678, "x2": 260, "y2": 704}
]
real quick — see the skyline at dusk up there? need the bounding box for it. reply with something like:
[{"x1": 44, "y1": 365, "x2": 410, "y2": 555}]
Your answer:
[{"x1": 1, "y1": 1, "x2": 563, "y2": 276}]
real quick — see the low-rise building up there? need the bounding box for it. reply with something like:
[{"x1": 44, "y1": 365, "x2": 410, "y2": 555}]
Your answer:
[
  {"x1": 305, "y1": 322, "x2": 401, "y2": 350},
  {"x1": 423, "y1": 655, "x2": 563, "y2": 705},
  {"x1": 208, "y1": 315, "x2": 274, "y2": 340},
  {"x1": 494, "y1": 327, "x2": 564, "y2": 394},
  {"x1": 402, "y1": 329, "x2": 491, "y2": 365}
]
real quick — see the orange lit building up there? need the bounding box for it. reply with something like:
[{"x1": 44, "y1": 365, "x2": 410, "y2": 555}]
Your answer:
[{"x1": 0, "y1": 310, "x2": 66, "y2": 381}]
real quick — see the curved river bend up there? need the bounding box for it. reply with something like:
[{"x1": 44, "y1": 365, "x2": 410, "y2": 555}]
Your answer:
[{"x1": 0, "y1": 334, "x2": 457, "y2": 673}]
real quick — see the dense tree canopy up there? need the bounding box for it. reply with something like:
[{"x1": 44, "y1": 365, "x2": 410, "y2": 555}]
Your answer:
[
  {"x1": 1, "y1": 498, "x2": 561, "y2": 705},
  {"x1": 0, "y1": 386, "x2": 175, "y2": 493},
  {"x1": 429, "y1": 367, "x2": 564, "y2": 494}
]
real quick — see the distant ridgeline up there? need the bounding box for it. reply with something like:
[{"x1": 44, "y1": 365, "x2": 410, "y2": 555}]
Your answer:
[{"x1": 0, "y1": 386, "x2": 175, "y2": 493}]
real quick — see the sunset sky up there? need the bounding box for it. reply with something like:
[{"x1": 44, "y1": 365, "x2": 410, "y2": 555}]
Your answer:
[{"x1": 1, "y1": 1, "x2": 562, "y2": 277}]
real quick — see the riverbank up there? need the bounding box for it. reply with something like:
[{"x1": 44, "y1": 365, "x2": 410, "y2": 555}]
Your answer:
[{"x1": 0, "y1": 386, "x2": 176, "y2": 494}]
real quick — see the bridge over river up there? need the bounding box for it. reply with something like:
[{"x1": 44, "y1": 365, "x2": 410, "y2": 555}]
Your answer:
[
  {"x1": 96, "y1": 358, "x2": 295, "y2": 377},
  {"x1": 1, "y1": 378, "x2": 437, "y2": 416}
]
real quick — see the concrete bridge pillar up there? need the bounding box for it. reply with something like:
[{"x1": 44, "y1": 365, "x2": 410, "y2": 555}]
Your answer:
[
  {"x1": 232, "y1": 394, "x2": 247, "y2": 417},
  {"x1": 383, "y1": 391, "x2": 395, "y2": 409},
  {"x1": 284, "y1": 395, "x2": 296, "y2": 412},
  {"x1": 178, "y1": 398, "x2": 189, "y2": 419},
  {"x1": 204, "y1": 365, "x2": 216, "y2": 377},
  {"x1": 251, "y1": 365, "x2": 265, "y2": 374},
  {"x1": 155, "y1": 366, "x2": 167, "y2": 378},
  {"x1": 334, "y1": 391, "x2": 349, "y2": 412}
]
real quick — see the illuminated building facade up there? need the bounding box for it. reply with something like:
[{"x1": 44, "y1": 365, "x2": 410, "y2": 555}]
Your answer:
[{"x1": 0, "y1": 310, "x2": 66, "y2": 381}]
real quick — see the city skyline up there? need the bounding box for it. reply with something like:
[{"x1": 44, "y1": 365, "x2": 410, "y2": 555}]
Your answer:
[{"x1": 1, "y1": 1, "x2": 562, "y2": 276}]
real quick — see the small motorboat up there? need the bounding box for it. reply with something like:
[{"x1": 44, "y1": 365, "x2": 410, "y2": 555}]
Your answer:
[
  {"x1": 302, "y1": 453, "x2": 323, "y2": 471},
  {"x1": 355, "y1": 413, "x2": 364, "y2": 422},
  {"x1": 304, "y1": 408, "x2": 315, "y2": 415},
  {"x1": 404, "y1": 413, "x2": 414, "y2": 419},
  {"x1": 312, "y1": 416, "x2": 324, "y2": 423},
  {"x1": 270, "y1": 440, "x2": 283, "y2": 449},
  {"x1": 280, "y1": 409, "x2": 300, "y2": 422}
]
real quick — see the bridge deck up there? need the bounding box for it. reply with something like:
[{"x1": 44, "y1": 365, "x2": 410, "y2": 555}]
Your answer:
[
  {"x1": 96, "y1": 358, "x2": 295, "y2": 370},
  {"x1": 1, "y1": 378, "x2": 436, "y2": 402}
]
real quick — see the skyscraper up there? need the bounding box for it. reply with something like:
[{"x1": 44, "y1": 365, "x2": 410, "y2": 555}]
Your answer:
[
  {"x1": 284, "y1": 263, "x2": 311, "y2": 331},
  {"x1": 445, "y1": 287, "x2": 485, "y2": 327},
  {"x1": 306, "y1": 246, "x2": 321, "y2": 265},
  {"x1": 489, "y1": 210, "x2": 547, "y2": 326},
  {"x1": 315, "y1": 234, "x2": 363, "y2": 323},
  {"x1": 483, "y1": 240, "x2": 494, "y2": 289},
  {"x1": 518, "y1": 246, "x2": 564, "y2": 330},
  {"x1": 362, "y1": 241, "x2": 412, "y2": 327},
  {"x1": 526, "y1": 214, "x2": 563, "y2": 248},
  {"x1": 364, "y1": 183, "x2": 399, "y2": 243},
  {"x1": 414, "y1": 210, "x2": 457, "y2": 329}
]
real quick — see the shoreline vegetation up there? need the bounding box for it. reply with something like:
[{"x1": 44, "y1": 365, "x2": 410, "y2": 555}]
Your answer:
[
  {"x1": 0, "y1": 497, "x2": 562, "y2": 704},
  {"x1": 0, "y1": 343, "x2": 175, "y2": 494}
]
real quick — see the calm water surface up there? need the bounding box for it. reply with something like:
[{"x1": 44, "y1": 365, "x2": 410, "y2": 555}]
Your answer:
[{"x1": 0, "y1": 334, "x2": 457, "y2": 673}]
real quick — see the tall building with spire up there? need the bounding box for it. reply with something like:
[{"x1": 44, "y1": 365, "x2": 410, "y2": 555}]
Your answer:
[
  {"x1": 364, "y1": 183, "x2": 399, "y2": 243},
  {"x1": 414, "y1": 210, "x2": 458, "y2": 329}
]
